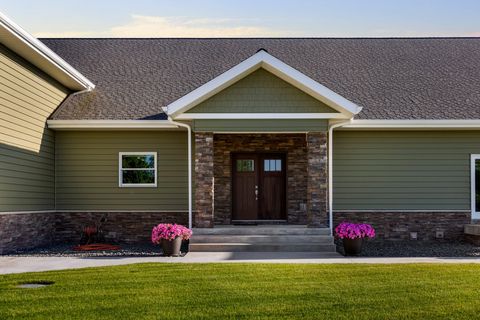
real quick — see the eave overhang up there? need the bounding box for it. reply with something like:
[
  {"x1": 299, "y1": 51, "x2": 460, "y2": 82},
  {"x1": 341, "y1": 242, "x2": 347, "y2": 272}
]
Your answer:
[
  {"x1": 47, "y1": 120, "x2": 180, "y2": 130},
  {"x1": 338, "y1": 119, "x2": 480, "y2": 130},
  {"x1": 0, "y1": 11, "x2": 94, "y2": 91}
]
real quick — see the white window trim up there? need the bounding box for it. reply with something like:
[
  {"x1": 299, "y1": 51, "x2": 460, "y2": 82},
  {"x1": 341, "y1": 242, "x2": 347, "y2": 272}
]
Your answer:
[
  {"x1": 471, "y1": 154, "x2": 480, "y2": 219},
  {"x1": 119, "y1": 152, "x2": 157, "y2": 188}
]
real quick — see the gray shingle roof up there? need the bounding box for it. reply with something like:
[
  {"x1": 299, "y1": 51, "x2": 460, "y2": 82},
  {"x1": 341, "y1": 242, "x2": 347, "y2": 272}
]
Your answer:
[{"x1": 41, "y1": 38, "x2": 480, "y2": 120}]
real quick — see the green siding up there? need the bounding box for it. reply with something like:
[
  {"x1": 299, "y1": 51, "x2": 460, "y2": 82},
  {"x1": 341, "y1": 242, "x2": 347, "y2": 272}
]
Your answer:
[
  {"x1": 0, "y1": 44, "x2": 68, "y2": 212},
  {"x1": 193, "y1": 119, "x2": 328, "y2": 132},
  {"x1": 55, "y1": 131, "x2": 189, "y2": 211},
  {"x1": 187, "y1": 68, "x2": 338, "y2": 114},
  {"x1": 333, "y1": 131, "x2": 480, "y2": 210}
]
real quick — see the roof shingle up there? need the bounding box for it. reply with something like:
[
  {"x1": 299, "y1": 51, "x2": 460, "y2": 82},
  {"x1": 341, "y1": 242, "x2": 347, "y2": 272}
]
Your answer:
[{"x1": 41, "y1": 38, "x2": 480, "y2": 120}]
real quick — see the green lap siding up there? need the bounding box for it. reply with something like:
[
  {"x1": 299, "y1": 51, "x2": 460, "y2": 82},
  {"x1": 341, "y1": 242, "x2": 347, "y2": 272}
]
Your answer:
[
  {"x1": 333, "y1": 131, "x2": 480, "y2": 211},
  {"x1": 187, "y1": 68, "x2": 338, "y2": 114},
  {"x1": 55, "y1": 131, "x2": 189, "y2": 211},
  {"x1": 193, "y1": 119, "x2": 328, "y2": 132},
  {"x1": 0, "y1": 45, "x2": 68, "y2": 212}
]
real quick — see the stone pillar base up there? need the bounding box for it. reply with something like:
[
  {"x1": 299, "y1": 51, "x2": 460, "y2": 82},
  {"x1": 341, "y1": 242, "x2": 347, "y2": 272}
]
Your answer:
[
  {"x1": 194, "y1": 132, "x2": 214, "y2": 228},
  {"x1": 306, "y1": 132, "x2": 328, "y2": 227}
]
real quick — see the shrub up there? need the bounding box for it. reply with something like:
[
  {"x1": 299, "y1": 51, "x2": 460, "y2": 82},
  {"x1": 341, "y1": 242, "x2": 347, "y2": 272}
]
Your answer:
[
  {"x1": 151, "y1": 224, "x2": 193, "y2": 244},
  {"x1": 335, "y1": 222, "x2": 375, "y2": 240}
]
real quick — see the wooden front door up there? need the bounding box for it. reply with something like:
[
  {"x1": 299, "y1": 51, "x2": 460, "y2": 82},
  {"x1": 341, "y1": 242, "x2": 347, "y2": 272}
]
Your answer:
[{"x1": 232, "y1": 153, "x2": 286, "y2": 221}]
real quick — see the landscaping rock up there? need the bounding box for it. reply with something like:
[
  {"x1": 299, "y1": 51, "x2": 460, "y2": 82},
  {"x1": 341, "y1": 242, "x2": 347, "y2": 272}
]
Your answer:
[{"x1": 336, "y1": 240, "x2": 480, "y2": 257}]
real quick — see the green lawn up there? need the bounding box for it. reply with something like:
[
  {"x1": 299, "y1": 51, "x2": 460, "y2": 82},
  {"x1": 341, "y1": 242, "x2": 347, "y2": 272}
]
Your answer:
[{"x1": 1, "y1": 263, "x2": 480, "y2": 319}]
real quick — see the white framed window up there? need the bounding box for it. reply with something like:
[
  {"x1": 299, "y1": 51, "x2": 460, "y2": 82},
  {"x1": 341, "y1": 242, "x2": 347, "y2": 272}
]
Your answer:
[
  {"x1": 471, "y1": 154, "x2": 480, "y2": 219},
  {"x1": 119, "y1": 152, "x2": 157, "y2": 187}
]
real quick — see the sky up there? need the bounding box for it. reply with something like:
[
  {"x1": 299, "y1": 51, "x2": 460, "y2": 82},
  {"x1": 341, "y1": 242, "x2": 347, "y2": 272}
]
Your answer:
[{"x1": 1, "y1": 0, "x2": 480, "y2": 38}]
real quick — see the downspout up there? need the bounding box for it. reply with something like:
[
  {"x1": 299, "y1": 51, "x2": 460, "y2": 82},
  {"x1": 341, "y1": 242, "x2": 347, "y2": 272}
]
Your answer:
[
  {"x1": 167, "y1": 116, "x2": 193, "y2": 229},
  {"x1": 328, "y1": 119, "x2": 352, "y2": 236}
]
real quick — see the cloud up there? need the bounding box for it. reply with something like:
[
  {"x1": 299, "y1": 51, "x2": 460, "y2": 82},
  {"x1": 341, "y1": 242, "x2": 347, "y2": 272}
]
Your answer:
[
  {"x1": 32, "y1": 15, "x2": 284, "y2": 38},
  {"x1": 109, "y1": 15, "x2": 283, "y2": 37},
  {"x1": 33, "y1": 30, "x2": 102, "y2": 38},
  {"x1": 465, "y1": 31, "x2": 480, "y2": 37}
]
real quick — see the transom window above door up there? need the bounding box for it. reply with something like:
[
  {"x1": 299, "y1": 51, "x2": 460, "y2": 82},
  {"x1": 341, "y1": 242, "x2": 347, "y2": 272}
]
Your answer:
[{"x1": 119, "y1": 152, "x2": 157, "y2": 187}]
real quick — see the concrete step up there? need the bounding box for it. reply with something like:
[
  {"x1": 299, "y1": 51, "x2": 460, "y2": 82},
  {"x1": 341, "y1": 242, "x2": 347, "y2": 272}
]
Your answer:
[
  {"x1": 191, "y1": 234, "x2": 334, "y2": 244},
  {"x1": 189, "y1": 243, "x2": 337, "y2": 252},
  {"x1": 193, "y1": 226, "x2": 330, "y2": 236},
  {"x1": 465, "y1": 224, "x2": 480, "y2": 235}
]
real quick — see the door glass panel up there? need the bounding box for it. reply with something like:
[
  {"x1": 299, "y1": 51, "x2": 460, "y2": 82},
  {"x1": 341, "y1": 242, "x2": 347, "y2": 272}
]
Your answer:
[
  {"x1": 476, "y1": 159, "x2": 480, "y2": 212},
  {"x1": 236, "y1": 159, "x2": 254, "y2": 172},
  {"x1": 264, "y1": 159, "x2": 282, "y2": 172},
  {"x1": 276, "y1": 159, "x2": 282, "y2": 171}
]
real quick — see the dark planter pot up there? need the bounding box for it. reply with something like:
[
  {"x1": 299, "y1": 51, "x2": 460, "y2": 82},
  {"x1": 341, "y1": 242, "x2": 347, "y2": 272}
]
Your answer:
[
  {"x1": 161, "y1": 237, "x2": 182, "y2": 256},
  {"x1": 181, "y1": 239, "x2": 190, "y2": 254},
  {"x1": 342, "y1": 238, "x2": 364, "y2": 256}
]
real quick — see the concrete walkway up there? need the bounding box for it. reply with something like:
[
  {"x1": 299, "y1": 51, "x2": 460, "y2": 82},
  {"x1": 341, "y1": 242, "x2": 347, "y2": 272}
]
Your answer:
[{"x1": 2, "y1": 252, "x2": 480, "y2": 274}]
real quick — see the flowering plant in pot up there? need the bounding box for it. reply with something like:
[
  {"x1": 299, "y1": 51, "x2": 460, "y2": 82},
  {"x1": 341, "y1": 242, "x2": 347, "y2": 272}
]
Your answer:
[
  {"x1": 335, "y1": 222, "x2": 375, "y2": 256},
  {"x1": 151, "y1": 224, "x2": 193, "y2": 256}
]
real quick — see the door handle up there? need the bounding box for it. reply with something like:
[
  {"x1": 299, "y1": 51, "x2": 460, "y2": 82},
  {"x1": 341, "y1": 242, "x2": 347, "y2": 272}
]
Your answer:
[{"x1": 255, "y1": 185, "x2": 258, "y2": 201}]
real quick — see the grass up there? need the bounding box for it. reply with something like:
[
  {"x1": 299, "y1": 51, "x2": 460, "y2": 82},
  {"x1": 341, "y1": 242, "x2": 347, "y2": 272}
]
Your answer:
[{"x1": 1, "y1": 263, "x2": 480, "y2": 319}]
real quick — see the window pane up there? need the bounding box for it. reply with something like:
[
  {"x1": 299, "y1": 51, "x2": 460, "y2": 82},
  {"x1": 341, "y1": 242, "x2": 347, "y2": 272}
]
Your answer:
[
  {"x1": 122, "y1": 170, "x2": 155, "y2": 184},
  {"x1": 236, "y1": 160, "x2": 254, "y2": 172},
  {"x1": 476, "y1": 160, "x2": 480, "y2": 212},
  {"x1": 264, "y1": 159, "x2": 282, "y2": 172},
  {"x1": 122, "y1": 155, "x2": 155, "y2": 169}
]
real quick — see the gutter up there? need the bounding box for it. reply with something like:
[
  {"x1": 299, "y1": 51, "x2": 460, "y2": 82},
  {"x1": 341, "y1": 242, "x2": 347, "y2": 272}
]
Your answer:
[
  {"x1": 70, "y1": 87, "x2": 93, "y2": 97},
  {"x1": 340, "y1": 119, "x2": 480, "y2": 129},
  {"x1": 167, "y1": 117, "x2": 193, "y2": 229},
  {"x1": 47, "y1": 120, "x2": 180, "y2": 130}
]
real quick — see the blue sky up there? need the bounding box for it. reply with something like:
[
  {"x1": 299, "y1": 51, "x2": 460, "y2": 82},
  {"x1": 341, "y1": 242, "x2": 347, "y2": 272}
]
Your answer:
[{"x1": 1, "y1": 0, "x2": 479, "y2": 37}]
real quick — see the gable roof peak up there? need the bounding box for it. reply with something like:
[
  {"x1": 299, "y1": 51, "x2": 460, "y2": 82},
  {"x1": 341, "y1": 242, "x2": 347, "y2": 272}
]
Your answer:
[{"x1": 167, "y1": 49, "x2": 362, "y2": 118}]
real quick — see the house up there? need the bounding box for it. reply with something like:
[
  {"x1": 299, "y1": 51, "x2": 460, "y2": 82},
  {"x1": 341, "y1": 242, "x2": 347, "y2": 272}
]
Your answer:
[{"x1": 1, "y1": 12, "x2": 480, "y2": 253}]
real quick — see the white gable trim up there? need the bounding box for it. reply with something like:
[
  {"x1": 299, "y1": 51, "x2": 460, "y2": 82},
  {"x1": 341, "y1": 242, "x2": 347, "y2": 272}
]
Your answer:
[{"x1": 166, "y1": 50, "x2": 362, "y2": 119}]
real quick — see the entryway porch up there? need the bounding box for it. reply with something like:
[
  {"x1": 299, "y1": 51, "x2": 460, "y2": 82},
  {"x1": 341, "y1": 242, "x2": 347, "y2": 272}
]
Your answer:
[{"x1": 194, "y1": 133, "x2": 330, "y2": 229}]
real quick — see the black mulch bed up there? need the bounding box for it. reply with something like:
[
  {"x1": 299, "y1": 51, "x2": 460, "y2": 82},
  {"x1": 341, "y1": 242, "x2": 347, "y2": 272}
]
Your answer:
[
  {"x1": 5, "y1": 243, "x2": 166, "y2": 258},
  {"x1": 4, "y1": 241, "x2": 480, "y2": 258},
  {"x1": 336, "y1": 240, "x2": 480, "y2": 257}
]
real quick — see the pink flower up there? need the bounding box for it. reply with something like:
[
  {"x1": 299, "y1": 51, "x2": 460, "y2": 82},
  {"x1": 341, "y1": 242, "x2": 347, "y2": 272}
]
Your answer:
[
  {"x1": 151, "y1": 224, "x2": 193, "y2": 244},
  {"x1": 335, "y1": 222, "x2": 375, "y2": 239}
]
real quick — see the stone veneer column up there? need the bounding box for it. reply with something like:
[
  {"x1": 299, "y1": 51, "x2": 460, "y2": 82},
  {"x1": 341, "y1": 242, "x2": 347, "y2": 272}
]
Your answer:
[
  {"x1": 194, "y1": 132, "x2": 214, "y2": 227},
  {"x1": 306, "y1": 132, "x2": 329, "y2": 227}
]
